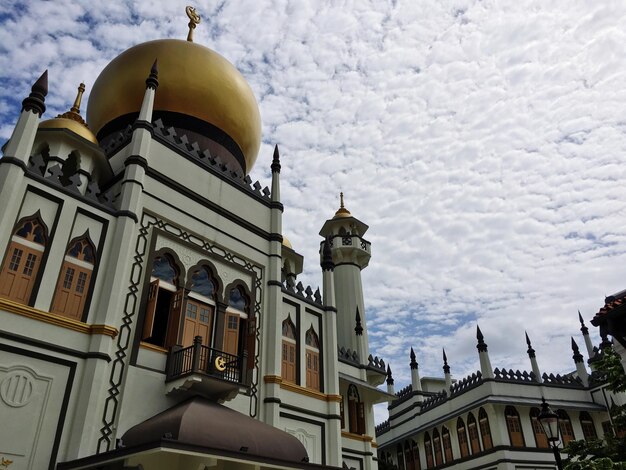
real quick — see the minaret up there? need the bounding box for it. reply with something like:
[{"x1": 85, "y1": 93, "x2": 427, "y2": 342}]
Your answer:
[
  {"x1": 476, "y1": 326, "x2": 494, "y2": 379},
  {"x1": 354, "y1": 307, "x2": 366, "y2": 360},
  {"x1": 410, "y1": 347, "x2": 423, "y2": 400},
  {"x1": 88, "y1": 63, "x2": 159, "y2": 454},
  {"x1": 572, "y1": 338, "x2": 589, "y2": 387},
  {"x1": 264, "y1": 144, "x2": 285, "y2": 428},
  {"x1": 320, "y1": 237, "x2": 341, "y2": 467},
  {"x1": 319, "y1": 193, "x2": 371, "y2": 360},
  {"x1": 41, "y1": 83, "x2": 96, "y2": 190},
  {"x1": 0, "y1": 71, "x2": 48, "y2": 236},
  {"x1": 443, "y1": 349, "x2": 452, "y2": 390},
  {"x1": 386, "y1": 365, "x2": 395, "y2": 397},
  {"x1": 525, "y1": 332, "x2": 542, "y2": 382},
  {"x1": 579, "y1": 311, "x2": 594, "y2": 360}
]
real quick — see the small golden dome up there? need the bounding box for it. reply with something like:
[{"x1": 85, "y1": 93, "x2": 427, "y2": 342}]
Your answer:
[
  {"x1": 282, "y1": 236, "x2": 293, "y2": 249},
  {"x1": 39, "y1": 117, "x2": 98, "y2": 144},
  {"x1": 86, "y1": 39, "x2": 261, "y2": 173},
  {"x1": 333, "y1": 192, "x2": 352, "y2": 219},
  {"x1": 39, "y1": 83, "x2": 98, "y2": 144}
]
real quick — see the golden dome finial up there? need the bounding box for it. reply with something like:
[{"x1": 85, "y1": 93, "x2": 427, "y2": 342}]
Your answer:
[
  {"x1": 56, "y1": 83, "x2": 89, "y2": 127},
  {"x1": 39, "y1": 82, "x2": 97, "y2": 143},
  {"x1": 69, "y1": 82, "x2": 85, "y2": 114},
  {"x1": 334, "y1": 192, "x2": 352, "y2": 218},
  {"x1": 186, "y1": 6, "x2": 201, "y2": 42}
]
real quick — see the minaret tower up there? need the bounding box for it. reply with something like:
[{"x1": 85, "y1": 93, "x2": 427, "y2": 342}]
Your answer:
[
  {"x1": 319, "y1": 193, "x2": 371, "y2": 359},
  {"x1": 476, "y1": 326, "x2": 494, "y2": 379},
  {"x1": 525, "y1": 332, "x2": 542, "y2": 383}
]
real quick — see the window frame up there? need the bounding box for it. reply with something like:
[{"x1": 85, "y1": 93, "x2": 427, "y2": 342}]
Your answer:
[{"x1": 0, "y1": 215, "x2": 49, "y2": 306}]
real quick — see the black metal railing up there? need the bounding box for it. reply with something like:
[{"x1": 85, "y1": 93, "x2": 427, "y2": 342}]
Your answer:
[{"x1": 166, "y1": 336, "x2": 242, "y2": 384}]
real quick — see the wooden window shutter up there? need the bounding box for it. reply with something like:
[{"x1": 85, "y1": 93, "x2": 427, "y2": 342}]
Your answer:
[
  {"x1": 0, "y1": 242, "x2": 43, "y2": 304},
  {"x1": 164, "y1": 288, "x2": 184, "y2": 348},
  {"x1": 357, "y1": 402, "x2": 366, "y2": 435},
  {"x1": 142, "y1": 279, "x2": 160, "y2": 340},
  {"x1": 340, "y1": 400, "x2": 344, "y2": 429},
  {"x1": 348, "y1": 399, "x2": 358, "y2": 433},
  {"x1": 246, "y1": 316, "x2": 256, "y2": 370}
]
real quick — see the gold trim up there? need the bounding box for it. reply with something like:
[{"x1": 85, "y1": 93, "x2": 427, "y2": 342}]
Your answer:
[
  {"x1": 263, "y1": 375, "x2": 342, "y2": 402},
  {"x1": 139, "y1": 342, "x2": 168, "y2": 354},
  {"x1": 371, "y1": 442, "x2": 378, "y2": 448},
  {"x1": 264, "y1": 375, "x2": 283, "y2": 384},
  {"x1": 342, "y1": 431, "x2": 374, "y2": 443},
  {"x1": 0, "y1": 298, "x2": 118, "y2": 338}
]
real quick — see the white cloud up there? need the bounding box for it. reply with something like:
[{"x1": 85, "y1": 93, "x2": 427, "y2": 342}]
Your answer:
[{"x1": 1, "y1": 0, "x2": 626, "y2": 424}]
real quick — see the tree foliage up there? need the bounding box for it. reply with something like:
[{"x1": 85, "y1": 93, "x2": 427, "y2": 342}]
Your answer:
[{"x1": 564, "y1": 347, "x2": 626, "y2": 469}]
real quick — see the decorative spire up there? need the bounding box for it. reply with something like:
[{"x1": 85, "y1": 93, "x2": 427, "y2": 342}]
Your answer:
[
  {"x1": 525, "y1": 331, "x2": 536, "y2": 359},
  {"x1": 333, "y1": 192, "x2": 351, "y2": 218},
  {"x1": 22, "y1": 70, "x2": 48, "y2": 116},
  {"x1": 410, "y1": 347, "x2": 418, "y2": 370},
  {"x1": 476, "y1": 325, "x2": 488, "y2": 352},
  {"x1": 443, "y1": 349, "x2": 450, "y2": 374},
  {"x1": 185, "y1": 6, "x2": 201, "y2": 42},
  {"x1": 146, "y1": 59, "x2": 159, "y2": 90},
  {"x1": 320, "y1": 237, "x2": 334, "y2": 271},
  {"x1": 386, "y1": 365, "x2": 394, "y2": 385},
  {"x1": 56, "y1": 83, "x2": 89, "y2": 127},
  {"x1": 70, "y1": 82, "x2": 85, "y2": 114},
  {"x1": 271, "y1": 144, "x2": 281, "y2": 173},
  {"x1": 354, "y1": 307, "x2": 363, "y2": 336},
  {"x1": 579, "y1": 310, "x2": 589, "y2": 336},
  {"x1": 571, "y1": 337, "x2": 584, "y2": 363}
]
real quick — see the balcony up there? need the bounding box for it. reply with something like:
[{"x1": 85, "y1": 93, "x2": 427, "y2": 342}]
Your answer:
[{"x1": 165, "y1": 336, "x2": 246, "y2": 401}]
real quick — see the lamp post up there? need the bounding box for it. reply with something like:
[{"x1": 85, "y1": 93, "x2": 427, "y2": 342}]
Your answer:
[{"x1": 538, "y1": 397, "x2": 563, "y2": 470}]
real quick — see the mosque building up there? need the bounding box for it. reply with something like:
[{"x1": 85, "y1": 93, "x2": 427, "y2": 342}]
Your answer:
[
  {"x1": 1, "y1": 7, "x2": 625, "y2": 470},
  {"x1": 375, "y1": 320, "x2": 625, "y2": 470},
  {"x1": 0, "y1": 7, "x2": 390, "y2": 470}
]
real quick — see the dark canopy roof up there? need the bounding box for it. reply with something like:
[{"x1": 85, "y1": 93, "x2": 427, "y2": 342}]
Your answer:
[{"x1": 121, "y1": 397, "x2": 308, "y2": 463}]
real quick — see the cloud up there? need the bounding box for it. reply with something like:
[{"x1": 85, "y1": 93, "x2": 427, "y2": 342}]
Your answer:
[{"x1": 2, "y1": 0, "x2": 626, "y2": 425}]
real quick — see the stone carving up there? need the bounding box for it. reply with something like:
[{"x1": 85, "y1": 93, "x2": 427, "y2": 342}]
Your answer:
[
  {"x1": 0, "y1": 371, "x2": 34, "y2": 408},
  {"x1": 285, "y1": 427, "x2": 317, "y2": 463}
]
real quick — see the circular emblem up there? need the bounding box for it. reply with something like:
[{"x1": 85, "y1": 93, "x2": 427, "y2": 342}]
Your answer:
[
  {"x1": 214, "y1": 356, "x2": 226, "y2": 371},
  {"x1": 1, "y1": 372, "x2": 34, "y2": 407}
]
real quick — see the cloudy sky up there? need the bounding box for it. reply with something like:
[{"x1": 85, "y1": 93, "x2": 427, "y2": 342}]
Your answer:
[{"x1": 2, "y1": 0, "x2": 626, "y2": 421}]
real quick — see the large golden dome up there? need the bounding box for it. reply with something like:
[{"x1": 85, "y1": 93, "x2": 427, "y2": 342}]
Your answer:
[{"x1": 86, "y1": 39, "x2": 261, "y2": 173}]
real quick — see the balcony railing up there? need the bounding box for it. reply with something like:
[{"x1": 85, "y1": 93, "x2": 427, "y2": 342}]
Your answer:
[{"x1": 166, "y1": 336, "x2": 242, "y2": 385}]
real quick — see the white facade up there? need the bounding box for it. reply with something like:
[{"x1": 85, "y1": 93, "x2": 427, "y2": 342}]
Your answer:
[
  {"x1": 376, "y1": 327, "x2": 623, "y2": 470},
  {"x1": 0, "y1": 32, "x2": 389, "y2": 470}
]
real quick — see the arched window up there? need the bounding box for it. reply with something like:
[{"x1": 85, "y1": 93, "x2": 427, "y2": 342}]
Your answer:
[
  {"x1": 558, "y1": 410, "x2": 575, "y2": 445},
  {"x1": 347, "y1": 384, "x2": 365, "y2": 435},
  {"x1": 397, "y1": 443, "x2": 405, "y2": 470},
  {"x1": 505, "y1": 406, "x2": 525, "y2": 447},
  {"x1": 411, "y1": 440, "x2": 421, "y2": 470},
  {"x1": 181, "y1": 267, "x2": 216, "y2": 348},
  {"x1": 457, "y1": 417, "x2": 469, "y2": 458},
  {"x1": 468, "y1": 412, "x2": 481, "y2": 454},
  {"x1": 51, "y1": 235, "x2": 96, "y2": 320},
  {"x1": 442, "y1": 427, "x2": 453, "y2": 462},
  {"x1": 223, "y1": 286, "x2": 249, "y2": 357},
  {"x1": 433, "y1": 429, "x2": 443, "y2": 466},
  {"x1": 530, "y1": 407, "x2": 548, "y2": 448},
  {"x1": 424, "y1": 432, "x2": 434, "y2": 469},
  {"x1": 0, "y1": 215, "x2": 47, "y2": 305},
  {"x1": 305, "y1": 326, "x2": 321, "y2": 390},
  {"x1": 580, "y1": 412, "x2": 597, "y2": 440},
  {"x1": 281, "y1": 316, "x2": 297, "y2": 383},
  {"x1": 478, "y1": 408, "x2": 493, "y2": 450},
  {"x1": 142, "y1": 253, "x2": 182, "y2": 348}
]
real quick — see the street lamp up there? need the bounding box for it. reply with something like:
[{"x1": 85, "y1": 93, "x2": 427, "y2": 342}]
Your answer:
[{"x1": 538, "y1": 397, "x2": 563, "y2": 470}]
